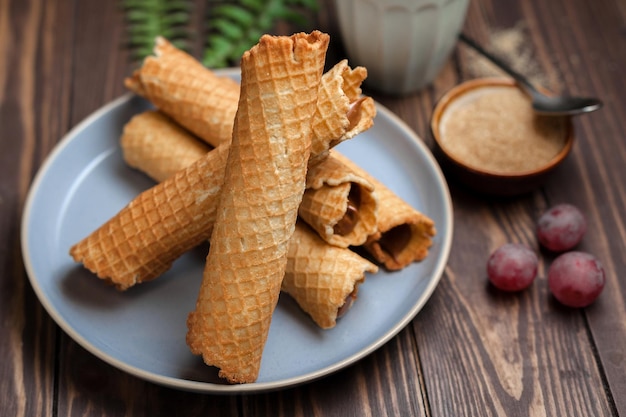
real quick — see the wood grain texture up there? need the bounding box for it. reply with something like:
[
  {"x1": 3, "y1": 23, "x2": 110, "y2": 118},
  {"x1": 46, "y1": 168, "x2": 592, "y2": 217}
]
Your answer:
[
  {"x1": 2, "y1": 0, "x2": 625, "y2": 415},
  {"x1": 1, "y1": 0, "x2": 71, "y2": 416},
  {"x1": 448, "y1": 1, "x2": 624, "y2": 415}
]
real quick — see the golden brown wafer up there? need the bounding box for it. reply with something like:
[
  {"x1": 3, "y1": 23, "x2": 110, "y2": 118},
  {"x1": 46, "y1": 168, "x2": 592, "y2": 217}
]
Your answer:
[
  {"x1": 121, "y1": 110, "x2": 211, "y2": 183},
  {"x1": 331, "y1": 151, "x2": 436, "y2": 270},
  {"x1": 308, "y1": 60, "x2": 376, "y2": 164},
  {"x1": 73, "y1": 69, "x2": 373, "y2": 291},
  {"x1": 118, "y1": 111, "x2": 375, "y2": 327},
  {"x1": 69, "y1": 143, "x2": 230, "y2": 290},
  {"x1": 125, "y1": 37, "x2": 239, "y2": 147},
  {"x1": 186, "y1": 32, "x2": 329, "y2": 383},
  {"x1": 283, "y1": 222, "x2": 378, "y2": 329},
  {"x1": 126, "y1": 38, "x2": 376, "y2": 154},
  {"x1": 121, "y1": 111, "x2": 379, "y2": 249},
  {"x1": 300, "y1": 155, "x2": 378, "y2": 248}
]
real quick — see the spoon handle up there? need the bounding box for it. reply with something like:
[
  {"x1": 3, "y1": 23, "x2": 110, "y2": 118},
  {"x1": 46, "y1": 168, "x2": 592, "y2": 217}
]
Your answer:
[{"x1": 458, "y1": 33, "x2": 538, "y2": 94}]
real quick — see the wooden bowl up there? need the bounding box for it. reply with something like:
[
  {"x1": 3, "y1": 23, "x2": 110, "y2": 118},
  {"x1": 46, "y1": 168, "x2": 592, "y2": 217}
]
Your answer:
[{"x1": 430, "y1": 78, "x2": 574, "y2": 196}]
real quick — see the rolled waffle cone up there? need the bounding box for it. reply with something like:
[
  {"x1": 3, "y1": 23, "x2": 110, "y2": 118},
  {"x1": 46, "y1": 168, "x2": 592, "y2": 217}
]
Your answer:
[
  {"x1": 300, "y1": 155, "x2": 378, "y2": 248},
  {"x1": 72, "y1": 41, "x2": 374, "y2": 293},
  {"x1": 185, "y1": 32, "x2": 329, "y2": 384},
  {"x1": 69, "y1": 143, "x2": 230, "y2": 290},
  {"x1": 283, "y1": 222, "x2": 378, "y2": 329},
  {"x1": 308, "y1": 60, "x2": 376, "y2": 165},
  {"x1": 125, "y1": 37, "x2": 240, "y2": 147},
  {"x1": 126, "y1": 37, "x2": 376, "y2": 157},
  {"x1": 121, "y1": 111, "x2": 378, "y2": 249},
  {"x1": 331, "y1": 151, "x2": 437, "y2": 270},
  {"x1": 121, "y1": 110, "x2": 211, "y2": 182},
  {"x1": 118, "y1": 113, "x2": 369, "y2": 327}
]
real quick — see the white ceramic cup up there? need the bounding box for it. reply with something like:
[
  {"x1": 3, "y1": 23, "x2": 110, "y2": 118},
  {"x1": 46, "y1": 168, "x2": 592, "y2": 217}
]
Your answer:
[{"x1": 335, "y1": 0, "x2": 470, "y2": 95}]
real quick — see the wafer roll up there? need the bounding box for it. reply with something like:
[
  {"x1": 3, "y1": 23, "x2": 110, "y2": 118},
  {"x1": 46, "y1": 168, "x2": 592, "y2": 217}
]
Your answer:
[
  {"x1": 283, "y1": 222, "x2": 377, "y2": 329},
  {"x1": 119, "y1": 114, "x2": 372, "y2": 328},
  {"x1": 186, "y1": 32, "x2": 328, "y2": 384},
  {"x1": 125, "y1": 37, "x2": 240, "y2": 147},
  {"x1": 300, "y1": 155, "x2": 378, "y2": 248},
  {"x1": 121, "y1": 111, "x2": 211, "y2": 182},
  {"x1": 69, "y1": 143, "x2": 230, "y2": 290},
  {"x1": 308, "y1": 60, "x2": 376, "y2": 165},
  {"x1": 126, "y1": 37, "x2": 376, "y2": 152},
  {"x1": 119, "y1": 113, "x2": 373, "y2": 326},
  {"x1": 331, "y1": 151, "x2": 436, "y2": 270},
  {"x1": 121, "y1": 112, "x2": 378, "y2": 248},
  {"x1": 72, "y1": 40, "x2": 374, "y2": 292}
]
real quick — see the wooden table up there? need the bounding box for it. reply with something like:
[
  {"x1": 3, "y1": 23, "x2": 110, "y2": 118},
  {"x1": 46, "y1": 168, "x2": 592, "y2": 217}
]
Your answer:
[{"x1": 3, "y1": 0, "x2": 625, "y2": 415}]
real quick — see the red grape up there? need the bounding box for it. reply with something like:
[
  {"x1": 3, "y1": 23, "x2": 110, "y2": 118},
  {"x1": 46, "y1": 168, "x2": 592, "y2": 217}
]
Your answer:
[
  {"x1": 548, "y1": 251, "x2": 605, "y2": 307},
  {"x1": 537, "y1": 204, "x2": 587, "y2": 252},
  {"x1": 487, "y1": 243, "x2": 538, "y2": 291}
]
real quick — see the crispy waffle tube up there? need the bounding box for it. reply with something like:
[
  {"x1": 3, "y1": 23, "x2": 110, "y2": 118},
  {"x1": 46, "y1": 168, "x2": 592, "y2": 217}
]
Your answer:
[
  {"x1": 69, "y1": 143, "x2": 230, "y2": 290},
  {"x1": 300, "y1": 156, "x2": 378, "y2": 248},
  {"x1": 283, "y1": 222, "x2": 378, "y2": 329},
  {"x1": 126, "y1": 37, "x2": 376, "y2": 151},
  {"x1": 185, "y1": 32, "x2": 328, "y2": 384},
  {"x1": 121, "y1": 111, "x2": 378, "y2": 248},
  {"x1": 70, "y1": 55, "x2": 374, "y2": 291},
  {"x1": 120, "y1": 114, "x2": 374, "y2": 328},
  {"x1": 308, "y1": 60, "x2": 376, "y2": 164},
  {"x1": 125, "y1": 37, "x2": 240, "y2": 147},
  {"x1": 121, "y1": 110, "x2": 211, "y2": 183},
  {"x1": 331, "y1": 151, "x2": 437, "y2": 270}
]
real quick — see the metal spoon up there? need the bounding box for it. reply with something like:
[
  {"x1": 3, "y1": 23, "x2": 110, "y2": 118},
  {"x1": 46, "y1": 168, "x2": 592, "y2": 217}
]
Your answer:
[{"x1": 458, "y1": 33, "x2": 603, "y2": 116}]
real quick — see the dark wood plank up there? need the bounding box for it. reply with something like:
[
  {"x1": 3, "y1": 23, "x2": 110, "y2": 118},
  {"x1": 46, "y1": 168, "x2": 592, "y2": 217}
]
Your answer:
[
  {"x1": 54, "y1": 311, "x2": 431, "y2": 415},
  {"x1": 56, "y1": 342, "x2": 238, "y2": 416},
  {"x1": 238, "y1": 330, "x2": 427, "y2": 417},
  {"x1": 412, "y1": 0, "x2": 624, "y2": 415},
  {"x1": 68, "y1": 0, "x2": 133, "y2": 122},
  {"x1": 484, "y1": 0, "x2": 626, "y2": 412},
  {"x1": 1, "y1": 0, "x2": 76, "y2": 416},
  {"x1": 537, "y1": 0, "x2": 626, "y2": 411}
]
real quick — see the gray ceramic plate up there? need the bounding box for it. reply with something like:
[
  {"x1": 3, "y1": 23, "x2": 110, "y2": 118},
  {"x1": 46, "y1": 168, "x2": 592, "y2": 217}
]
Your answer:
[{"x1": 21, "y1": 68, "x2": 453, "y2": 393}]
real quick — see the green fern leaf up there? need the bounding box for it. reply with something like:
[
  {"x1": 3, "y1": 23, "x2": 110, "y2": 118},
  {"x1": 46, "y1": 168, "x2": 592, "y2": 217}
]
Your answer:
[
  {"x1": 122, "y1": 0, "x2": 318, "y2": 67},
  {"x1": 203, "y1": 35, "x2": 237, "y2": 68},
  {"x1": 122, "y1": 0, "x2": 192, "y2": 62},
  {"x1": 213, "y1": 5, "x2": 255, "y2": 26},
  {"x1": 212, "y1": 18, "x2": 246, "y2": 40},
  {"x1": 203, "y1": 0, "x2": 319, "y2": 68}
]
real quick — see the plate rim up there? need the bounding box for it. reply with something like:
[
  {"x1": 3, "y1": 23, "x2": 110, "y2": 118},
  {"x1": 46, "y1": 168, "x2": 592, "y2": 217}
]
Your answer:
[{"x1": 21, "y1": 68, "x2": 453, "y2": 393}]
